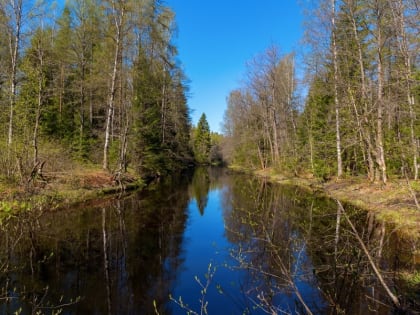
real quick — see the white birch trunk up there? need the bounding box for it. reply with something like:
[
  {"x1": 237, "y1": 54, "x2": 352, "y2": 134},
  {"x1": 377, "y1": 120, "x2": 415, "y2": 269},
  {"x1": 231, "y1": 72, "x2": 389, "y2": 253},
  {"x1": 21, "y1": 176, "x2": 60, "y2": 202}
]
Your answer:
[
  {"x1": 375, "y1": 1, "x2": 387, "y2": 184},
  {"x1": 6, "y1": 0, "x2": 23, "y2": 148},
  {"x1": 331, "y1": 0, "x2": 343, "y2": 178},
  {"x1": 103, "y1": 0, "x2": 125, "y2": 170}
]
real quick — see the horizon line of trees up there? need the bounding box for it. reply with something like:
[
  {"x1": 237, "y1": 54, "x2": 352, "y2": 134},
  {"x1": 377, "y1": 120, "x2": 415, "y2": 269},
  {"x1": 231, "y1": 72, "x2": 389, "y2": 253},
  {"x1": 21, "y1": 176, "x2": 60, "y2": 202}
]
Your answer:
[
  {"x1": 222, "y1": 0, "x2": 419, "y2": 183},
  {"x1": 0, "y1": 0, "x2": 195, "y2": 182}
]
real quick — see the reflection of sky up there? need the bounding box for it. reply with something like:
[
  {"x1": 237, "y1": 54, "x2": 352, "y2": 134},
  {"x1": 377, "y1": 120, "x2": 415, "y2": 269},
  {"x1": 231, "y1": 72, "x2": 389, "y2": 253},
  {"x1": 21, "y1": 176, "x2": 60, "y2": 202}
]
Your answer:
[
  {"x1": 171, "y1": 188, "x2": 251, "y2": 314},
  {"x1": 170, "y1": 184, "x2": 327, "y2": 315}
]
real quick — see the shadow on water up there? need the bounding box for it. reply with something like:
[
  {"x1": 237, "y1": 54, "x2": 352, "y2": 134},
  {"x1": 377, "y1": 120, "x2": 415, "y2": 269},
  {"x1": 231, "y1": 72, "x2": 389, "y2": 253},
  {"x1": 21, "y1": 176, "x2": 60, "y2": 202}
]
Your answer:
[
  {"x1": 222, "y1": 175, "x2": 419, "y2": 314},
  {"x1": 0, "y1": 172, "x2": 193, "y2": 314},
  {"x1": 0, "y1": 167, "x2": 418, "y2": 314}
]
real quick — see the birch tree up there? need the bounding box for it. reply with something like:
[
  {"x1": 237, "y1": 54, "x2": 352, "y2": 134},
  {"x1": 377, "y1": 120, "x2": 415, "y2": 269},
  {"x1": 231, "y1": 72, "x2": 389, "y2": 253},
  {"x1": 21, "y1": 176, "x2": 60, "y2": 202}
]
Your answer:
[
  {"x1": 103, "y1": 0, "x2": 126, "y2": 170},
  {"x1": 0, "y1": 0, "x2": 23, "y2": 149},
  {"x1": 331, "y1": 0, "x2": 344, "y2": 178},
  {"x1": 388, "y1": 0, "x2": 418, "y2": 179}
]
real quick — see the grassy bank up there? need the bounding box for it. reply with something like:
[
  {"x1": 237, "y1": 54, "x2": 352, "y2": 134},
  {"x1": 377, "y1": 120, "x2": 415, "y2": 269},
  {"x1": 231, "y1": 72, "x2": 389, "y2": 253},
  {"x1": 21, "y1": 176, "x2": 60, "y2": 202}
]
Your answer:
[
  {"x1": 233, "y1": 166, "x2": 420, "y2": 244},
  {"x1": 245, "y1": 166, "x2": 420, "y2": 292},
  {"x1": 323, "y1": 178, "x2": 420, "y2": 240},
  {"x1": 0, "y1": 166, "x2": 145, "y2": 218},
  {"x1": 2, "y1": 164, "x2": 419, "y2": 243}
]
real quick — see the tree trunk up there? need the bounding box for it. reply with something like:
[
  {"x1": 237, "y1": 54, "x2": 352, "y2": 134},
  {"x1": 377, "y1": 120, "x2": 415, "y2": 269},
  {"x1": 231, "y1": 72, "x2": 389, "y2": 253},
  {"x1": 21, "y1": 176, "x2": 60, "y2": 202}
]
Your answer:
[
  {"x1": 331, "y1": 0, "x2": 343, "y2": 178},
  {"x1": 390, "y1": 0, "x2": 418, "y2": 180},
  {"x1": 375, "y1": 3, "x2": 387, "y2": 185},
  {"x1": 347, "y1": 2, "x2": 376, "y2": 181},
  {"x1": 161, "y1": 83, "x2": 166, "y2": 144},
  {"x1": 33, "y1": 71, "x2": 42, "y2": 166},
  {"x1": 103, "y1": 0, "x2": 125, "y2": 170},
  {"x1": 79, "y1": 58, "x2": 86, "y2": 155},
  {"x1": 7, "y1": 0, "x2": 23, "y2": 149}
]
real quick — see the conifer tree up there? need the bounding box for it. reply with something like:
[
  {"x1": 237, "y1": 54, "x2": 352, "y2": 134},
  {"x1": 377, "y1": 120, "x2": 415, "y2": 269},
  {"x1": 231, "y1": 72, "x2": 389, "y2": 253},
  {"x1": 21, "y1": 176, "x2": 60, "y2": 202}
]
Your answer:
[{"x1": 193, "y1": 113, "x2": 211, "y2": 164}]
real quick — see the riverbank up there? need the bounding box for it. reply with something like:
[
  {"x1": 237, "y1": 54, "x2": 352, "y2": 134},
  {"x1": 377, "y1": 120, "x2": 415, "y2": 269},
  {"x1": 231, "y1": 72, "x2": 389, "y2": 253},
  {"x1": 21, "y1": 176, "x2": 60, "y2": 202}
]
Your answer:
[
  {"x1": 3, "y1": 165, "x2": 419, "y2": 242},
  {"x1": 0, "y1": 166, "x2": 145, "y2": 217},
  {"x1": 249, "y1": 167, "x2": 420, "y2": 299},
  {"x1": 233, "y1": 167, "x2": 420, "y2": 244}
]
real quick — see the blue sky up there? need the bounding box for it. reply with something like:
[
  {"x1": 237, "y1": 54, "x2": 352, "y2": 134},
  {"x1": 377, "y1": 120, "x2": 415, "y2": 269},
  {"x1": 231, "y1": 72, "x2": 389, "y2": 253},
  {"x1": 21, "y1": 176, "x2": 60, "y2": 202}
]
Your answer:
[{"x1": 166, "y1": 0, "x2": 304, "y2": 132}]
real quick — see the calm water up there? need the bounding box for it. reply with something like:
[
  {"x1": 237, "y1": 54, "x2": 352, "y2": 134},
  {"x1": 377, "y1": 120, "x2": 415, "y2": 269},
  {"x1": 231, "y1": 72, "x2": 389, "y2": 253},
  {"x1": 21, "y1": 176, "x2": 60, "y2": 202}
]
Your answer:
[{"x1": 0, "y1": 167, "x2": 418, "y2": 314}]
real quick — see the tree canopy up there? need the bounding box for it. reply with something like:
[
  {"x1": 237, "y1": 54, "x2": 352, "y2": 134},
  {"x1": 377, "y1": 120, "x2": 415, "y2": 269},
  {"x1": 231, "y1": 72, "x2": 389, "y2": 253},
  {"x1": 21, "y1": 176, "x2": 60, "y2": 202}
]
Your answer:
[
  {"x1": 0, "y1": 0, "x2": 193, "y2": 181},
  {"x1": 222, "y1": 0, "x2": 420, "y2": 182}
]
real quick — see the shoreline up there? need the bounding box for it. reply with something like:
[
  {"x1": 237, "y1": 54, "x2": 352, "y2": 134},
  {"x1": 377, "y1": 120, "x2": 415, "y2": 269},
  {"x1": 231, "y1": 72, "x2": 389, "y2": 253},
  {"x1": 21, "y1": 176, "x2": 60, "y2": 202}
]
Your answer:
[
  {"x1": 233, "y1": 166, "x2": 420, "y2": 244},
  {"x1": 0, "y1": 167, "x2": 146, "y2": 218},
  {"x1": 2, "y1": 165, "x2": 419, "y2": 243}
]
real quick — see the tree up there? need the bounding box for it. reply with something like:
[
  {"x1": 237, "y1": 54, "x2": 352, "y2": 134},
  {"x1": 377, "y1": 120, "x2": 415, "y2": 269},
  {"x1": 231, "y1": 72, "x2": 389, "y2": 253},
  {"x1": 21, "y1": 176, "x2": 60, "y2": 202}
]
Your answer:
[
  {"x1": 222, "y1": 47, "x2": 299, "y2": 172},
  {"x1": 330, "y1": 0, "x2": 343, "y2": 178},
  {"x1": 102, "y1": 0, "x2": 126, "y2": 170},
  {"x1": 130, "y1": 0, "x2": 192, "y2": 177},
  {"x1": 388, "y1": 0, "x2": 419, "y2": 179},
  {"x1": 209, "y1": 132, "x2": 224, "y2": 166},
  {"x1": 20, "y1": 27, "x2": 56, "y2": 165},
  {"x1": 0, "y1": 0, "x2": 193, "y2": 183},
  {"x1": 193, "y1": 113, "x2": 211, "y2": 164},
  {"x1": 298, "y1": 75, "x2": 336, "y2": 179},
  {"x1": 0, "y1": 0, "x2": 23, "y2": 149}
]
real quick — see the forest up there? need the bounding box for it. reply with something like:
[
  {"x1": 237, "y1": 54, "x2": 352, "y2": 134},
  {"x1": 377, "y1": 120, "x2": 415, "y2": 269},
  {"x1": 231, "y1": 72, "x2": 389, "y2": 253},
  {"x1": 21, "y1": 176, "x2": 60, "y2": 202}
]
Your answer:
[
  {"x1": 0, "y1": 0, "x2": 419, "y2": 189},
  {"x1": 0, "y1": 1, "x2": 418, "y2": 312},
  {"x1": 0, "y1": 0, "x2": 211, "y2": 185},
  {"x1": 223, "y1": 0, "x2": 419, "y2": 184}
]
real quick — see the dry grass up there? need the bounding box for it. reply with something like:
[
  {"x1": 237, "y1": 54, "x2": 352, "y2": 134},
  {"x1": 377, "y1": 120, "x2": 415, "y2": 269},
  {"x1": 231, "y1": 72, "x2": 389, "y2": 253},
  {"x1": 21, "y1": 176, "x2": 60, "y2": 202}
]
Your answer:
[
  {"x1": 0, "y1": 162, "x2": 141, "y2": 215},
  {"x1": 323, "y1": 177, "x2": 420, "y2": 241},
  {"x1": 246, "y1": 166, "x2": 420, "y2": 242}
]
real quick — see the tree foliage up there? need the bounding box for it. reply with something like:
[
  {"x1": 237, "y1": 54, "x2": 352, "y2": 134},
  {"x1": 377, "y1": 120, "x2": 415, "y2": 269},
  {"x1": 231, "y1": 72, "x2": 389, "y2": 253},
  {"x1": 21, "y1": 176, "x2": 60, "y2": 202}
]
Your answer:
[
  {"x1": 223, "y1": 0, "x2": 419, "y2": 182},
  {"x1": 192, "y1": 113, "x2": 211, "y2": 164},
  {"x1": 0, "y1": 0, "x2": 193, "y2": 181},
  {"x1": 223, "y1": 47, "x2": 299, "y2": 173}
]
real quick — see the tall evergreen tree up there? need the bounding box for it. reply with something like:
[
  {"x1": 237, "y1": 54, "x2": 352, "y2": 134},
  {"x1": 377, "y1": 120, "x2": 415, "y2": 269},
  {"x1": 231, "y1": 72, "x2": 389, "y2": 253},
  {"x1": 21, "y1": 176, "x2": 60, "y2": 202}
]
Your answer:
[
  {"x1": 193, "y1": 113, "x2": 211, "y2": 164},
  {"x1": 130, "y1": 1, "x2": 192, "y2": 177},
  {"x1": 298, "y1": 75, "x2": 336, "y2": 179}
]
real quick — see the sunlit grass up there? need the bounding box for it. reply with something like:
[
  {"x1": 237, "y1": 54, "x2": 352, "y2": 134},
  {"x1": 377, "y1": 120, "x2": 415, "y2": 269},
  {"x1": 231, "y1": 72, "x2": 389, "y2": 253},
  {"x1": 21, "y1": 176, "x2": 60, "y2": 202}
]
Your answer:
[
  {"x1": 0, "y1": 159, "x2": 144, "y2": 216},
  {"x1": 232, "y1": 165, "x2": 420, "y2": 243}
]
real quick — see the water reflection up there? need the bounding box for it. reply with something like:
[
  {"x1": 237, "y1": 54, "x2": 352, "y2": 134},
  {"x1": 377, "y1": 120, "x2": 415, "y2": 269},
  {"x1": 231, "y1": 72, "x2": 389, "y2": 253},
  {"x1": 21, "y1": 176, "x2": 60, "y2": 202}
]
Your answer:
[
  {"x1": 222, "y1": 176, "x2": 418, "y2": 314},
  {"x1": 223, "y1": 178, "x2": 327, "y2": 314},
  {"x1": 0, "y1": 174, "x2": 191, "y2": 314},
  {"x1": 189, "y1": 167, "x2": 210, "y2": 215},
  {"x1": 0, "y1": 168, "x2": 418, "y2": 314}
]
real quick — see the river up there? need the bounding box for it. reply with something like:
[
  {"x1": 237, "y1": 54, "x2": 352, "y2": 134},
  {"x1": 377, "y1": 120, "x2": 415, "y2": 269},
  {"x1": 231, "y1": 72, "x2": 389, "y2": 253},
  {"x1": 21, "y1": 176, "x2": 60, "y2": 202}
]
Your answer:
[{"x1": 0, "y1": 167, "x2": 418, "y2": 314}]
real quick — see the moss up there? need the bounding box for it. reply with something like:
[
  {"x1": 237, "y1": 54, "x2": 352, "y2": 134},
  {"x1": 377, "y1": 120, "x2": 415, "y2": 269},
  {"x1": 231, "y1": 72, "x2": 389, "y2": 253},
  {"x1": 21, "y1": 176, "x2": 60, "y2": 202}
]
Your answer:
[
  {"x1": 399, "y1": 270, "x2": 420, "y2": 298},
  {"x1": 403, "y1": 271, "x2": 420, "y2": 286}
]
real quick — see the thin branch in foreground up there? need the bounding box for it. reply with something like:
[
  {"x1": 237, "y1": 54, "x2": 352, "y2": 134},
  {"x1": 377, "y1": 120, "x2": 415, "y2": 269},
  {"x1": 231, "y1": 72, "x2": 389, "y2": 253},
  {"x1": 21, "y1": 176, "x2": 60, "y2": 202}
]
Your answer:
[{"x1": 335, "y1": 200, "x2": 401, "y2": 309}]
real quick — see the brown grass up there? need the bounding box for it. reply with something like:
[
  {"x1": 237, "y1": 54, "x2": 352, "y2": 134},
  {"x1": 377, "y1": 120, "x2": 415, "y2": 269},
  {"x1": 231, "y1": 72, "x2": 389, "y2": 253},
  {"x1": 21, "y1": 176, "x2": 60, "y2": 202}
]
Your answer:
[
  {"x1": 249, "y1": 168, "x2": 420, "y2": 243},
  {"x1": 322, "y1": 177, "x2": 420, "y2": 242}
]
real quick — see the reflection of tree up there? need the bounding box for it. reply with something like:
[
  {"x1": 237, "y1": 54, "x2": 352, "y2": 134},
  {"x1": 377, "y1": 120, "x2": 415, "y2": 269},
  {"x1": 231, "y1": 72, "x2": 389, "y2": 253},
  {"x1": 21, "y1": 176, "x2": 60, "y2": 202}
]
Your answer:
[
  {"x1": 0, "y1": 171, "x2": 416, "y2": 314},
  {"x1": 0, "y1": 172, "x2": 192, "y2": 314},
  {"x1": 189, "y1": 167, "x2": 210, "y2": 215},
  {"x1": 301, "y1": 198, "x2": 403, "y2": 314},
  {"x1": 222, "y1": 175, "x2": 415, "y2": 314},
  {"x1": 223, "y1": 177, "x2": 318, "y2": 314}
]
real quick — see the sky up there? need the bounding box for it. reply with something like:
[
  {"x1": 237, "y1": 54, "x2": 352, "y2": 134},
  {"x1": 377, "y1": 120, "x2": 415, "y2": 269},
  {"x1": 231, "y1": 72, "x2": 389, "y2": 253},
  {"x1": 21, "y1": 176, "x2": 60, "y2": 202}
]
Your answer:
[{"x1": 165, "y1": 0, "x2": 305, "y2": 132}]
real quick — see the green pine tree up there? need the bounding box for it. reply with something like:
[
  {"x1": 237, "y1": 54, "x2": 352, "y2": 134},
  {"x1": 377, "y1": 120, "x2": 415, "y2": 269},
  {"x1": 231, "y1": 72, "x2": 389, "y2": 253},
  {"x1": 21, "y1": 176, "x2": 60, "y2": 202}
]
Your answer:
[{"x1": 193, "y1": 113, "x2": 211, "y2": 164}]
